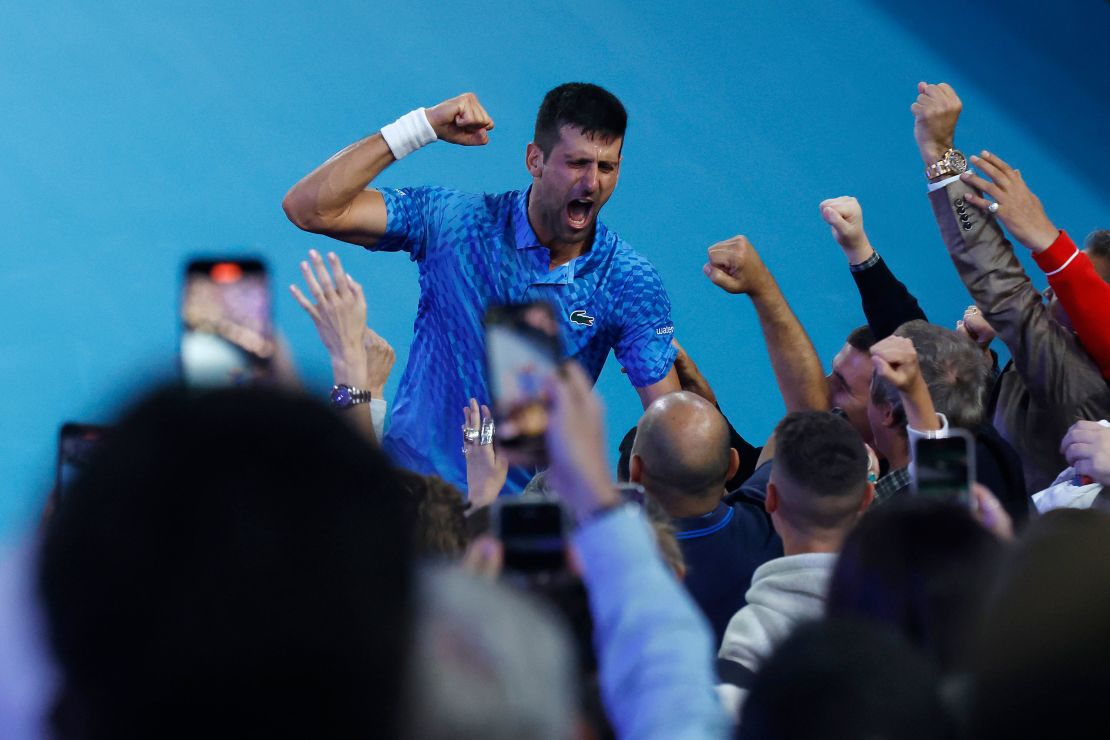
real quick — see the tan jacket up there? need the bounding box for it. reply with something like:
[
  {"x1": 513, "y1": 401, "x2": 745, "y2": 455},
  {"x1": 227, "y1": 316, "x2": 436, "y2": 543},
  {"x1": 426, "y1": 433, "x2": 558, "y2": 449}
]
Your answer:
[{"x1": 928, "y1": 180, "x2": 1110, "y2": 493}]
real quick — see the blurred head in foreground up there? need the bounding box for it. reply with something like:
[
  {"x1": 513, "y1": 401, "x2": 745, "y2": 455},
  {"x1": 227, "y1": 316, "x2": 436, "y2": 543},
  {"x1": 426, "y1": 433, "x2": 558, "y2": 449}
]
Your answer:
[{"x1": 39, "y1": 386, "x2": 416, "y2": 739}]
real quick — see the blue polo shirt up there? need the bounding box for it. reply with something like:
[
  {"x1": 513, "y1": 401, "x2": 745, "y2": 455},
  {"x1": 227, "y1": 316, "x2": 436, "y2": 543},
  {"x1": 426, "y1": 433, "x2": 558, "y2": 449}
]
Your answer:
[
  {"x1": 674, "y1": 488, "x2": 783, "y2": 646},
  {"x1": 371, "y1": 185, "x2": 677, "y2": 493}
]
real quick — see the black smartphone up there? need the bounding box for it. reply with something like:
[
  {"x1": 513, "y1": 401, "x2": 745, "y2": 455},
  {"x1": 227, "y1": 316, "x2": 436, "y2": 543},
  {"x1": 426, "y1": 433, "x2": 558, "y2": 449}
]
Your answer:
[
  {"x1": 180, "y1": 258, "x2": 275, "y2": 387},
  {"x1": 911, "y1": 431, "x2": 975, "y2": 506},
  {"x1": 56, "y1": 423, "x2": 107, "y2": 498},
  {"x1": 493, "y1": 497, "x2": 568, "y2": 574},
  {"x1": 483, "y1": 301, "x2": 562, "y2": 462}
]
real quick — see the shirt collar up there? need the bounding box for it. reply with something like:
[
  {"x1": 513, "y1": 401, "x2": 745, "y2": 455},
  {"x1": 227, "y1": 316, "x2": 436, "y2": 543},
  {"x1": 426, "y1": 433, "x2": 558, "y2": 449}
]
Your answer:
[
  {"x1": 510, "y1": 187, "x2": 542, "y2": 251},
  {"x1": 673, "y1": 502, "x2": 735, "y2": 540}
]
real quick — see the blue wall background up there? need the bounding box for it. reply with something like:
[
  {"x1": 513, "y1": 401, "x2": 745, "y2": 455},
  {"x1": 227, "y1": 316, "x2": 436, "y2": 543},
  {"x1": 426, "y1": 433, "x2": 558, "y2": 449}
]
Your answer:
[{"x1": 2, "y1": 0, "x2": 1107, "y2": 545}]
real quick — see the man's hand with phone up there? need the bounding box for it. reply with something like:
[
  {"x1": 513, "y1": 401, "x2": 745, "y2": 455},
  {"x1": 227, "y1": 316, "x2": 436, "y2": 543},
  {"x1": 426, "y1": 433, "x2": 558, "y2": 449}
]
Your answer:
[{"x1": 544, "y1": 362, "x2": 620, "y2": 522}]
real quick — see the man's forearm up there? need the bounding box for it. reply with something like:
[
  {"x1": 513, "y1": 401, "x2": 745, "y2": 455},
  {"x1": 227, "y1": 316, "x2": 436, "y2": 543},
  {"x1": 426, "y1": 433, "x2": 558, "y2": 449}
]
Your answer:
[
  {"x1": 750, "y1": 283, "x2": 829, "y2": 412},
  {"x1": 282, "y1": 133, "x2": 395, "y2": 234},
  {"x1": 899, "y1": 383, "x2": 941, "y2": 432}
]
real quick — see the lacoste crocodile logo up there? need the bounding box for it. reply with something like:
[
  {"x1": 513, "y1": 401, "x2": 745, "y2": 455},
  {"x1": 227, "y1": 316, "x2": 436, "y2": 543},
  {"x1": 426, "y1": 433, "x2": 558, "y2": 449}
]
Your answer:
[{"x1": 570, "y1": 310, "x2": 595, "y2": 327}]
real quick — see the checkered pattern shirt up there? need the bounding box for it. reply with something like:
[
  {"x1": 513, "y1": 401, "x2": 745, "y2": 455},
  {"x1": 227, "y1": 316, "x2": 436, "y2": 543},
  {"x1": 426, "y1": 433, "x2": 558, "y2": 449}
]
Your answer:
[
  {"x1": 371, "y1": 185, "x2": 677, "y2": 493},
  {"x1": 874, "y1": 465, "x2": 912, "y2": 504}
]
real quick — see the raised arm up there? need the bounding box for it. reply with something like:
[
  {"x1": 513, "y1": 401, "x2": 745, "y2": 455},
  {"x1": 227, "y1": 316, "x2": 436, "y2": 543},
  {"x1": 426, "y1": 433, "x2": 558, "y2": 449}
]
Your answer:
[
  {"x1": 544, "y1": 363, "x2": 728, "y2": 740},
  {"x1": 912, "y1": 82, "x2": 1102, "y2": 407},
  {"x1": 820, "y1": 196, "x2": 927, "y2": 340},
  {"x1": 703, "y1": 236, "x2": 829, "y2": 413},
  {"x1": 290, "y1": 250, "x2": 395, "y2": 444},
  {"x1": 959, "y1": 150, "x2": 1110, "y2": 380},
  {"x1": 281, "y1": 94, "x2": 494, "y2": 247}
]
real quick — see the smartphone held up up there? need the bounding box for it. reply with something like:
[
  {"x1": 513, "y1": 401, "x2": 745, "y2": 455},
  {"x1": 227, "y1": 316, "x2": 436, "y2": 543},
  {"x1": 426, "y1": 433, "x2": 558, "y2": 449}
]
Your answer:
[
  {"x1": 483, "y1": 301, "x2": 563, "y2": 464},
  {"x1": 911, "y1": 429, "x2": 976, "y2": 506},
  {"x1": 180, "y1": 258, "x2": 275, "y2": 387}
]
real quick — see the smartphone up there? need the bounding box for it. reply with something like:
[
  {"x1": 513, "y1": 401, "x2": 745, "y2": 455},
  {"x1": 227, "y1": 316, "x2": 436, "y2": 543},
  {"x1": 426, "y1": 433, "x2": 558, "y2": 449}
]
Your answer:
[
  {"x1": 484, "y1": 302, "x2": 563, "y2": 462},
  {"x1": 180, "y1": 258, "x2": 275, "y2": 387},
  {"x1": 911, "y1": 430, "x2": 976, "y2": 505},
  {"x1": 493, "y1": 497, "x2": 568, "y2": 574},
  {"x1": 56, "y1": 423, "x2": 107, "y2": 498}
]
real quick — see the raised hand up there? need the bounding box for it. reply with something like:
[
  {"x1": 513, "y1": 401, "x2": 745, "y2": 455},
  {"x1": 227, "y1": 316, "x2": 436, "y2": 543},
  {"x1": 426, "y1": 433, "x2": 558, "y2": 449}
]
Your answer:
[
  {"x1": 463, "y1": 398, "x2": 508, "y2": 509},
  {"x1": 970, "y1": 483, "x2": 1014, "y2": 541},
  {"x1": 363, "y1": 326, "x2": 395, "y2": 398},
  {"x1": 425, "y1": 92, "x2": 495, "y2": 146},
  {"x1": 544, "y1": 362, "x2": 619, "y2": 522},
  {"x1": 672, "y1": 339, "x2": 719, "y2": 406},
  {"x1": 703, "y1": 235, "x2": 773, "y2": 297},
  {"x1": 955, "y1": 305, "x2": 996, "y2": 349},
  {"x1": 1060, "y1": 420, "x2": 1110, "y2": 485},
  {"x1": 958, "y1": 150, "x2": 1059, "y2": 253},
  {"x1": 290, "y1": 250, "x2": 368, "y2": 384},
  {"x1": 911, "y1": 81, "x2": 962, "y2": 166},
  {"x1": 819, "y1": 196, "x2": 874, "y2": 265},
  {"x1": 870, "y1": 335, "x2": 923, "y2": 394}
]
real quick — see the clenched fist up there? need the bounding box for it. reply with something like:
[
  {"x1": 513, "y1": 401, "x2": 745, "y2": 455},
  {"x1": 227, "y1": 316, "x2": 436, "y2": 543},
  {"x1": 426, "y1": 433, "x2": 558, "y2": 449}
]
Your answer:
[
  {"x1": 911, "y1": 81, "x2": 962, "y2": 167},
  {"x1": 819, "y1": 196, "x2": 874, "y2": 265},
  {"x1": 425, "y1": 92, "x2": 495, "y2": 146},
  {"x1": 703, "y1": 235, "x2": 773, "y2": 297},
  {"x1": 870, "y1": 335, "x2": 923, "y2": 394}
]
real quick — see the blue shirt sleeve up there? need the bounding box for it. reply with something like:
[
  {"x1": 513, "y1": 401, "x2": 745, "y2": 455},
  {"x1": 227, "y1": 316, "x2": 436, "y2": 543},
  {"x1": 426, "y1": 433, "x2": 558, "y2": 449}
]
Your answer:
[
  {"x1": 374, "y1": 185, "x2": 454, "y2": 262},
  {"x1": 613, "y1": 256, "x2": 678, "y2": 387},
  {"x1": 574, "y1": 505, "x2": 730, "y2": 740}
]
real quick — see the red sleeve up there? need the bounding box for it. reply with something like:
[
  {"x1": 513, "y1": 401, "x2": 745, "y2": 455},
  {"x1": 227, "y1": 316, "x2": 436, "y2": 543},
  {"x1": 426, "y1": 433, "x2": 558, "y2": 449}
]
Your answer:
[{"x1": 1034, "y1": 231, "x2": 1110, "y2": 379}]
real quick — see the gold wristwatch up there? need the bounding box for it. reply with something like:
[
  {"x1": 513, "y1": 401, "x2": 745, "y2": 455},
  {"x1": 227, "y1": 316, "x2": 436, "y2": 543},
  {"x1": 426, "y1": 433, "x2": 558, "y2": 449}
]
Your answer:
[{"x1": 925, "y1": 148, "x2": 968, "y2": 179}]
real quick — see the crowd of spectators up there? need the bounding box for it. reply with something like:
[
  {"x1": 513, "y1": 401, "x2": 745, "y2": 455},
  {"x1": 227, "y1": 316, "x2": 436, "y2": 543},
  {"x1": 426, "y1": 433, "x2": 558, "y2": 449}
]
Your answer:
[{"x1": 2, "y1": 80, "x2": 1109, "y2": 740}]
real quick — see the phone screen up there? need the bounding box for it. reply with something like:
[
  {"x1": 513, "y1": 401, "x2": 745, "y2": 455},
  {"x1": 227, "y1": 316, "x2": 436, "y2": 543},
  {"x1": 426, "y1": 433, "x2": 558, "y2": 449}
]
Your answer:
[
  {"x1": 913, "y1": 435, "x2": 973, "y2": 504},
  {"x1": 56, "y1": 423, "x2": 106, "y2": 497},
  {"x1": 484, "y1": 302, "x2": 562, "y2": 459},
  {"x1": 180, "y1": 259, "x2": 274, "y2": 387},
  {"x1": 496, "y1": 499, "x2": 567, "y2": 573}
]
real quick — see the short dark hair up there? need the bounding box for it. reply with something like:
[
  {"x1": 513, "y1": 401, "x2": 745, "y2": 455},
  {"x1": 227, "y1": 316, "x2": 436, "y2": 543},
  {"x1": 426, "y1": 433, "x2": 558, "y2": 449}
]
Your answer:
[
  {"x1": 895, "y1": 320, "x2": 994, "y2": 429},
  {"x1": 827, "y1": 497, "x2": 1004, "y2": 673},
  {"x1": 846, "y1": 324, "x2": 877, "y2": 353},
  {"x1": 39, "y1": 386, "x2": 416, "y2": 739},
  {"x1": 774, "y1": 411, "x2": 869, "y2": 501},
  {"x1": 1085, "y1": 229, "x2": 1110, "y2": 260},
  {"x1": 738, "y1": 620, "x2": 951, "y2": 740},
  {"x1": 534, "y1": 82, "x2": 627, "y2": 158},
  {"x1": 395, "y1": 470, "x2": 469, "y2": 557}
]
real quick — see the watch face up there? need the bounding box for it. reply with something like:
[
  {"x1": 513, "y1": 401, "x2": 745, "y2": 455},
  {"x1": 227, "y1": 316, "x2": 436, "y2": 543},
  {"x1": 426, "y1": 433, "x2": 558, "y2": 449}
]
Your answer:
[
  {"x1": 946, "y1": 150, "x2": 968, "y2": 173},
  {"x1": 330, "y1": 385, "x2": 352, "y2": 408}
]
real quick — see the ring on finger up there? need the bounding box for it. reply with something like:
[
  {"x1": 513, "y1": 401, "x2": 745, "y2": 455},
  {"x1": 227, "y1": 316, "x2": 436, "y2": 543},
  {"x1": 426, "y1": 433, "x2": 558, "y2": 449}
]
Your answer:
[
  {"x1": 987, "y1": 202, "x2": 1000, "y2": 214},
  {"x1": 462, "y1": 424, "x2": 479, "y2": 444},
  {"x1": 479, "y1": 417, "x2": 495, "y2": 446}
]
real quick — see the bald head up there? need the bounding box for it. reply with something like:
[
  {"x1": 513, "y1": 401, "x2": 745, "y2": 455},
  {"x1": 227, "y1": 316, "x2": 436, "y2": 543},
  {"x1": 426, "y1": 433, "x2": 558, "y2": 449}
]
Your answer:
[{"x1": 631, "y1": 391, "x2": 733, "y2": 499}]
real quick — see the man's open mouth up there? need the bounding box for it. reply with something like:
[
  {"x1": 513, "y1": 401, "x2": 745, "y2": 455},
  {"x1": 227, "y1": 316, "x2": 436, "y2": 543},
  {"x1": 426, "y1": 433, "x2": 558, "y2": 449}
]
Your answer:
[{"x1": 566, "y1": 198, "x2": 593, "y2": 229}]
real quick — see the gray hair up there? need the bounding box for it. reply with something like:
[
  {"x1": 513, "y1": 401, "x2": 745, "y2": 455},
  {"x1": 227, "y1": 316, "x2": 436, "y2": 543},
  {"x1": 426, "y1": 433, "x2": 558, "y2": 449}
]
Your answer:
[
  {"x1": 870, "y1": 321, "x2": 994, "y2": 431},
  {"x1": 402, "y1": 566, "x2": 576, "y2": 740}
]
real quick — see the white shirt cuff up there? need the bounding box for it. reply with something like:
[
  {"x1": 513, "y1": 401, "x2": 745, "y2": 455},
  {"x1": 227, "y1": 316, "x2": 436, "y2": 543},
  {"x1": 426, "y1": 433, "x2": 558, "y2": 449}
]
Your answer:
[{"x1": 370, "y1": 397, "x2": 387, "y2": 441}]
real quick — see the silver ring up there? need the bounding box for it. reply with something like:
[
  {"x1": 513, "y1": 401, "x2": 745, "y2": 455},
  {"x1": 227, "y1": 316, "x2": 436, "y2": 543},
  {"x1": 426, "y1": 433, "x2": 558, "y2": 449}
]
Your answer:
[
  {"x1": 987, "y1": 202, "x2": 1000, "y2": 214},
  {"x1": 462, "y1": 424, "x2": 479, "y2": 444},
  {"x1": 479, "y1": 417, "x2": 495, "y2": 446}
]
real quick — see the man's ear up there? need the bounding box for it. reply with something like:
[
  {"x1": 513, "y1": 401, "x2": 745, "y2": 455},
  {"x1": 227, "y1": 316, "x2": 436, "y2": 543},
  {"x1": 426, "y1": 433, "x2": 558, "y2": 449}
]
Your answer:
[
  {"x1": 629, "y1": 454, "x2": 644, "y2": 484},
  {"x1": 726, "y1": 448, "x2": 741, "y2": 483},
  {"x1": 765, "y1": 482, "x2": 779, "y2": 514},
  {"x1": 879, "y1": 401, "x2": 897, "y2": 429},
  {"x1": 525, "y1": 142, "x2": 544, "y2": 178}
]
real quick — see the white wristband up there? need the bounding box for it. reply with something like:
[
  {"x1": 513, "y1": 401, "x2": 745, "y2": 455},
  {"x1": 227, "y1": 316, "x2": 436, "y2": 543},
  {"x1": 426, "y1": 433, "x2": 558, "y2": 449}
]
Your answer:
[{"x1": 380, "y1": 108, "x2": 437, "y2": 160}]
